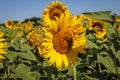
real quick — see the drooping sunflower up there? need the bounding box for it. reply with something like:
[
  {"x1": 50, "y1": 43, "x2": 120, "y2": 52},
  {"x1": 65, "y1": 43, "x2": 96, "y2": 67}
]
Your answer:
[
  {"x1": 38, "y1": 11, "x2": 87, "y2": 69},
  {"x1": 88, "y1": 19, "x2": 107, "y2": 39},
  {"x1": 0, "y1": 32, "x2": 7, "y2": 62},
  {"x1": 5, "y1": 20, "x2": 13, "y2": 29},
  {"x1": 42, "y1": 0, "x2": 68, "y2": 32}
]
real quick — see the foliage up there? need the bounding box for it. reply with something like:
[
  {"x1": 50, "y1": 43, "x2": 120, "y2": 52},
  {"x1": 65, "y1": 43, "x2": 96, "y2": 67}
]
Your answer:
[{"x1": 0, "y1": 11, "x2": 120, "y2": 80}]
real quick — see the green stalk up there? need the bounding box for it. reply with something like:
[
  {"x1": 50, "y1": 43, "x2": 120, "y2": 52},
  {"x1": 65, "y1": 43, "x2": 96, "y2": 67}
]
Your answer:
[
  {"x1": 72, "y1": 65, "x2": 77, "y2": 80},
  {"x1": 97, "y1": 53, "x2": 101, "y2": 72}
]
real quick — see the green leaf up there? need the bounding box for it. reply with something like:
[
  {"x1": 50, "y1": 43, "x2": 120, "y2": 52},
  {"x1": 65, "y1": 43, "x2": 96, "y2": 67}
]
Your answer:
[
  {"x1": 100, "y1": 51, "x2": 109, "y2": 55},
  {"x1": 43, "y1": 59, "x2": 49, "y2": 67},
  {"x1": 15, "y1": 63, "x2": 30, "y2": 73},
  {"x1": 29, "y1": 72, "x2": 40, "y2": 79},
  {"x1": 5, "y1": 50, "x2": 18, "y2": 62},
  {"x1": 117, "y1": 67, "x2": 120, "y2": 75},
  {"x1": 110, "y1": 44, "x2": 116, "y2": 54},
  {"x1": 99, "y1": 55, "x2": 117, "y2": 74},
  {"x1": 18, "y1": 51, "x2": 37, "y2": 61},
  {"x1": 86, "y1": 34, "x2": 96, "y2": 40},
  {"x1": 87, "y1": 40, "x2": 100, "y2": 49},
  {"x1": 106, "y1": 23, "x2": 116, "y2": 35},
  {"x1": 20, "y1": 44, "x2": 32, "y2": 51},
  {"x1": 0, "y1": 62, "x2": 4, "y2": 69},
  {"x1": 115, "y1": 28, "x2": 120, "y2": 40},
  {"x1": 15, "y1": 63, "x2": 36, "y2": 80},
  {"x1": 110, "y1": 44, "x2": 120, "y2": 64},
  {"x1": 87, "y1": 77, "x2": 99, "y2": 80},
  {"x1": 83, "y1": 11, "x2": 113, "y2": 21},
  {"x1": 113, "y1": 50, "x2": 120, "y2": 64},
  {"x1": 8, "y1": 42, "x2": 20, "y2": 51}
]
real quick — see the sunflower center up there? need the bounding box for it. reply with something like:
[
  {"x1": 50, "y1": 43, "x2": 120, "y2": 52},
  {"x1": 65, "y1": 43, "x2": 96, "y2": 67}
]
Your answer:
[
  {"x1": 92, "y1": 22, "x2": 103, "y2": 31},
  {"x1": 8, "y1": 21, "x2": 12, "y2": 26},
  {"x1": 49, "y1": 8, "x2": 62, "y2": 20},
  {"x1": 53, "y1": 31, "x2": 73, "y2": 54}
]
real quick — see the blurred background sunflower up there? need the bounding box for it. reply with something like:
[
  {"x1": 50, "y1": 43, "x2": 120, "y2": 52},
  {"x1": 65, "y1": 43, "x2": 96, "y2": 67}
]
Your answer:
[
  {"x1": 0, "y1": 32, "x2": 7, "y2": 62},
  {"x1": 87, "y1": 19, "x2": 107, "y2": 39}
]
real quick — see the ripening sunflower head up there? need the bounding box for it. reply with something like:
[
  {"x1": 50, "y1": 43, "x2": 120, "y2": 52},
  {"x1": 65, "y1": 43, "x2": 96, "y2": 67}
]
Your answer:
[
  {"x1": 88, "y1": 19, "x2": 107, "y2": 39},
  {"x1": 0, "y1": 32, "x2": 7, "y2": 62},
  {"x1": 42, "y1": 0, "x2": 68, "y2": 31},
  {"x1": 5, "y1": 20, "x2": 13, "y2": 29},
  {"x1": 38, "y1": 11, "x2": 87, "y2": 70}
]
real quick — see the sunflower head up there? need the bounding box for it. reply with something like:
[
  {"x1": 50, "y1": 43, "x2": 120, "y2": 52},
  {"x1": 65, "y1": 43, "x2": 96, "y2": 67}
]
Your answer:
[
  {"x1": 27, "y1": 31, "x2": 41, "y2": 47},
  {"x1": 13, "y1": 22, "x2": 22, "y2": 29},
  {"x1": 38, "y1": 11, "x2": 87, "y2": 70},
  {"x1": 0, "y1": 32, "x2": 7, "y2": 62},
  {"x1": 5, "y1": 20, "x2": 13, "y2": 29},
  {"x1": 77, "y1": 15, "x2": 88, "y2": 21},
  {"x1": 114, "y1": 16, "x2": 120, "y2": 30},
  {"x1": 88, "y1": 19, "x2": 107, "y2": 39},
  {"x1": 42, "y1": 0, "x2": 68, "y2": 31},
  {"x1": 22, "y1": 21, "x2": 33, "y2": 33},
  {"x1": 53, "y1": 29, "x2": 73, "y2": 54}
]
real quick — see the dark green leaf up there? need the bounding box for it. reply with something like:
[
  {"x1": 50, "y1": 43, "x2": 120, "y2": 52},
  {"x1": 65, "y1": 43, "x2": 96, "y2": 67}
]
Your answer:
[
  {"x1": 5, "y1": 50, "x2": 18, "y2": 62},
  {"x1": 83, "y1": 11, "x2": 113, "y2": 21},
  {"x1": 87, "y1": 40, "x2": 100, "y2": 49},
  {"x1": 99, "y1": 55, "x2": 117, "y2": 74},
  {"x1": 15, "y1": 64, "x2": 36, "y2": 80},
  {"x1": 111, "y1": 44, "x2": 116, "y2": 53},
  {"x1": 20, "y1": 44, "x2": 32, "y2": 51},
  {"x1": 18, "y1": 51, "x2": 37, "y2": 61}
]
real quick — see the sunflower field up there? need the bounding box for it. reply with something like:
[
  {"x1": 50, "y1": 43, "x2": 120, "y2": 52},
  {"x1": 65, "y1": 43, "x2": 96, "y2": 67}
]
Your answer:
[{"x1": 0, "y1": 0, "x2": 120, "y2": 80}]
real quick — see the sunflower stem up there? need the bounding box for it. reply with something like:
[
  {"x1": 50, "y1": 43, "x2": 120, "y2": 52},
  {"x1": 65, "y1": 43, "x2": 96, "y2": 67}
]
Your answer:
[
  {"x1": 73, "y1": 65, "x2": 77, "y2": 80},
  {"x1": 97, "y1": 53, "x2": 101, "y2": 72}
]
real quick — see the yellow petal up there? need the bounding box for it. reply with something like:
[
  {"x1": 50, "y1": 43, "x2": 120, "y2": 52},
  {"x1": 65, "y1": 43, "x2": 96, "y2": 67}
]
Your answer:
[
  {"x1": 49, "y1": 50, "x2": 56, "y2": 66},
  {"x1": 56, "y1": 53, "x2": 62, "y2": 69},
  {"x1": 62, "y1": 54, "x2": 69, "y2": 68},
  {"x1": 0, "y1": 55, "x2": 4, "y2": 59},
  {"x1": 0, "y1": 50, "x2": 6, "y2": 54}
]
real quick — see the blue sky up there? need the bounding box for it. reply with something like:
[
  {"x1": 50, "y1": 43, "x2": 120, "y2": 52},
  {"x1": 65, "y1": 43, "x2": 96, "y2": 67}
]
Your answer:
[{"x1": 0, "y1": 0, "x2": 120, "y2": 23}]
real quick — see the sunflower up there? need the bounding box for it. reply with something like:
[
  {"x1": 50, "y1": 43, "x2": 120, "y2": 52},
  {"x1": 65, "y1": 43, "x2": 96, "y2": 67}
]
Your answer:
[
  {"x1": 77, "y1": 15, "x2": 90, "y2": 21},
  {"x1": 22, "y1": 21, "x2": 33, "y2": 33},
  {"x1": 5, "y1": 20, "x2": 13, "y2": 29},
  {"x1": 38, "y1": 11, "x2": 86, "y2": 69},
  {"x1": 42, "y1": 0, "x2": 68, "y2": 32},
  {"x1": 13, "y1": 22, "x2": 22, "y2": 29},
  {"x1": 0, "y1": 32, "x2": 7, "y2": 62},
  {"x1": 27, "y1": 31, "x2": 41, "y2": 47},
  {"x1": 114, "y1": 16, "x2": 120, "y2": 30},
  {"x1": 88, "y1": 19, "x2": 107, "y2": 39}
]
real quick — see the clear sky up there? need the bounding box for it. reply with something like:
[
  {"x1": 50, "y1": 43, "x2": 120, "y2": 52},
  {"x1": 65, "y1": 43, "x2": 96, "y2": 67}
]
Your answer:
[{"x1": 0, "y1": 0, "x2": 120, "y2": 23}]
